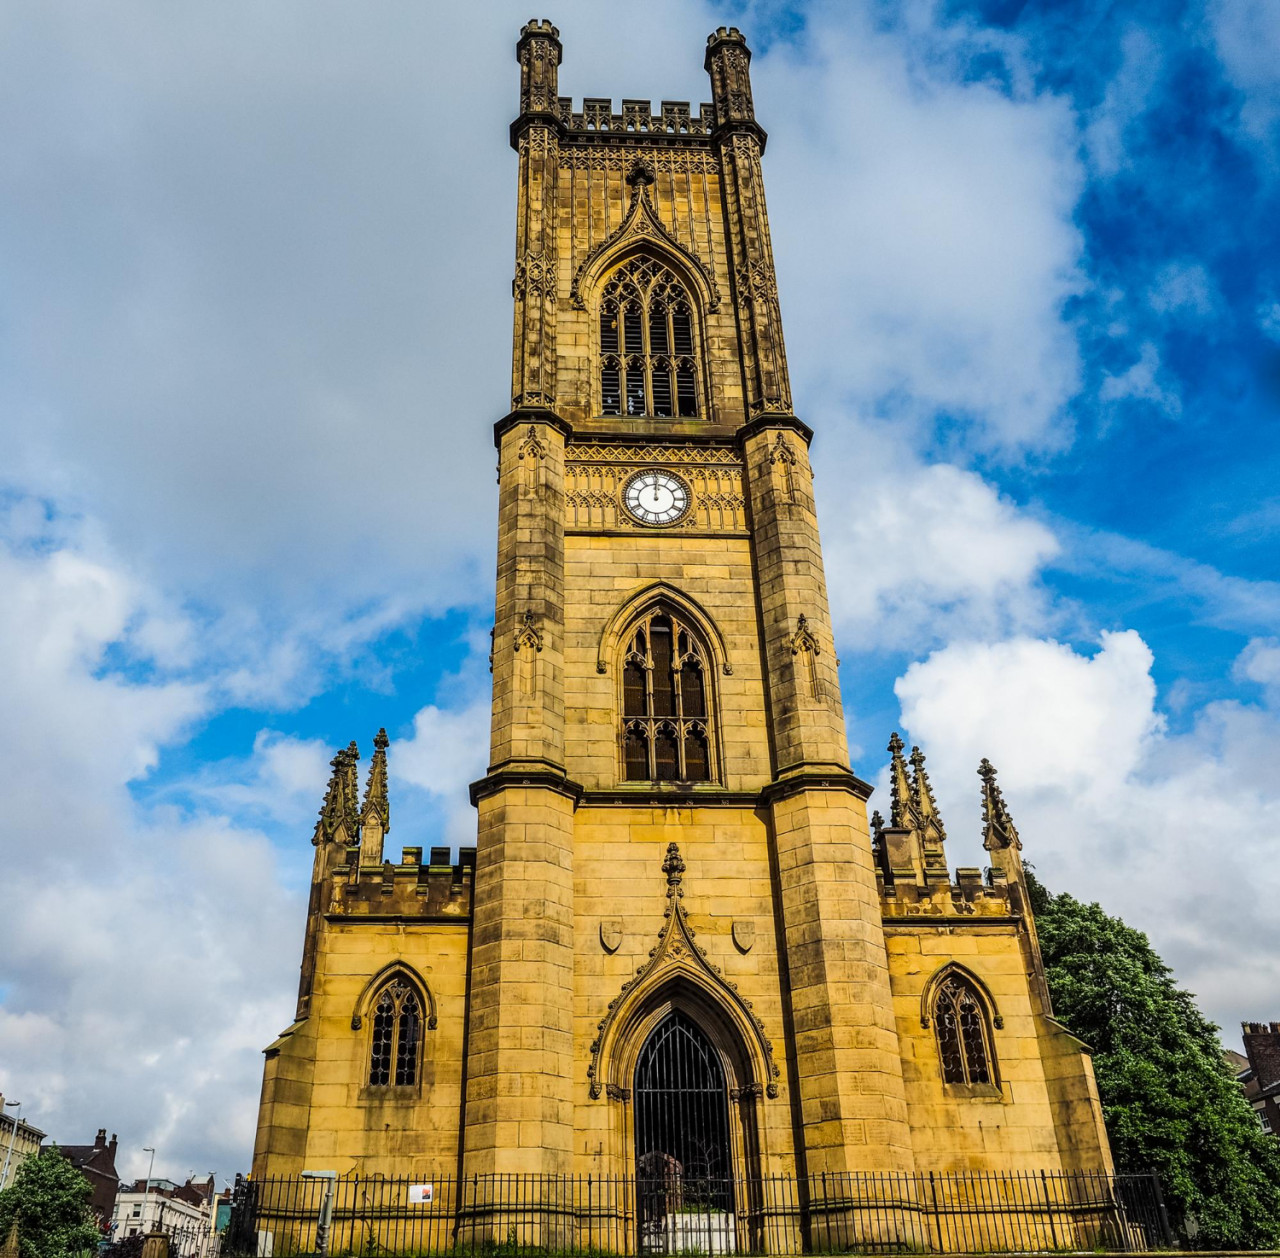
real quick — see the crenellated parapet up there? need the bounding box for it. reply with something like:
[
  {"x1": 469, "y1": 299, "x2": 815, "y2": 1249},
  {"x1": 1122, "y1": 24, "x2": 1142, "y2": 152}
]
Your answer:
[
  {"x1": 554, "y1": 97, "x2": 717, "y2": 138},
  {"x1": 329, "y1": 845, "x2": 476, "y2": 919}
]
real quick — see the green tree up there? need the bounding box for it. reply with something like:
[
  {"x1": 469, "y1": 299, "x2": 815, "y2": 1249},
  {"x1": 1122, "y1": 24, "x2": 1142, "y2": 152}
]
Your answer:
[
  {"x1": 0, "y1": 1147, "x2": 100, "y2": 1258},
  {"x1": 1027, "y1": 870, "x2": 1280, "y2": 1248}
]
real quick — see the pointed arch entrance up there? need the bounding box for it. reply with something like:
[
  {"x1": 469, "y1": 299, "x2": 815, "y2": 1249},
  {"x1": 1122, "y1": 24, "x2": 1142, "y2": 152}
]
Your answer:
[
  {"x1": 634, "y1": 1010, "x2": 736, "y2": 1253},
  {"x1": 635, "y1": 1009, "x2": 732, "y2": 1183}
]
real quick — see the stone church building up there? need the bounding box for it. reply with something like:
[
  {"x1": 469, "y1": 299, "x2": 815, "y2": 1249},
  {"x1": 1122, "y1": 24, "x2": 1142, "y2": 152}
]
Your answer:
[{"x1": 251, "y1": 21, "x2": 1113, "y2": 1191}]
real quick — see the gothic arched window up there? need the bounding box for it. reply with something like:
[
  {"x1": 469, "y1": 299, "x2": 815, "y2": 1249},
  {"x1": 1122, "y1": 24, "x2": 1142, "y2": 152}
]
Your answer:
[
  {"x1": 933, "y1": 973, "x2": 995, "y2": 1086},
  {"x1": 368, "y1": 977, "x2": 423, "y2": 1087},
  {"x1": 621, "y1": 610, "x2": 714, "y2": 783},
  {"x1": 599, "y1": 257, "x2": 700, "y2": 418}
]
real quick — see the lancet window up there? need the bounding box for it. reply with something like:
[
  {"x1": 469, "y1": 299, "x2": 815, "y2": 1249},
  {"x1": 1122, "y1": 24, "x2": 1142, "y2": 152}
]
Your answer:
[
  {"x1": 934, "y1": 973, "x2": 994, "y2": 1086},
  {"x1": 599, "y1": 257, "x2": 700, "y2": 418},
  {"x1": 621, "y1": 610, "x2": 714, "y2": 783},
  {"x1": 368, "y1": 977, "x2": 423, "y2": 1087}
]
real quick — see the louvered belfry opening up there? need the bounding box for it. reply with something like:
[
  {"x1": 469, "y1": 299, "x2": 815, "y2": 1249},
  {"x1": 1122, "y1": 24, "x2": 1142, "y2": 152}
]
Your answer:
[
  {"x1": 599, "y1": 256, "x2": 699, "y2": 418},
  {"x1": 634, "y1": 1010, "x2": 734, "y2": 1249}
]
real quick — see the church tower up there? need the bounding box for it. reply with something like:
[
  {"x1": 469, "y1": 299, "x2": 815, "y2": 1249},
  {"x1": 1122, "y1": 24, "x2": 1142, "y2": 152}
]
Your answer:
[
  {"x1": 467, "y1": 18, "x2": 912, "y2": 1180},
  {"x1": 251, "y1": 21, "x2": 1113, "y2": 1205}
]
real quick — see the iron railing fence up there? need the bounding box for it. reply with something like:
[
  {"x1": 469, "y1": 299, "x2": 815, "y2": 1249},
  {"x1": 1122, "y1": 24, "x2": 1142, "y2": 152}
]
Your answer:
[{"x1": 225, "y1": 1169, "x2": 1173, "y2": 1256}]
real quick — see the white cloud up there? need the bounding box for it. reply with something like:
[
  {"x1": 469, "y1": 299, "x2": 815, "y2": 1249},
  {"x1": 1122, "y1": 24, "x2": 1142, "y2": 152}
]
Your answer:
[
  {"x1": 1098, "y1": 341, "x2": 1182, "y2": 413},
  {"x1": 892, "y1": 631, "x2": 1280, "y2": 1041},
  {"x1": 393, "y1": 697, "x2": 492, "y2": 852},
  {"x1": 821, "y1": 439, "x2": 1060, "y2": 649},
  {"x1": 1082, "y1": 28, "x2": 1163, "y2": 177},
  {"x1": 1210, "y1": 0, "x2": 1280, "y2": 153},
  {"x1": 1236, "y1": 636, "x2": 1280, "y2": 699},
  {"x1": 0, "y1": 524, "x2": 302, "y2": 1182},
  {"x1": 759, "y1": 7, "x2": 1086, "y2": 451},
  {"x1": 1148, "y1": 260, "x2": 1221, "y2": 320}
]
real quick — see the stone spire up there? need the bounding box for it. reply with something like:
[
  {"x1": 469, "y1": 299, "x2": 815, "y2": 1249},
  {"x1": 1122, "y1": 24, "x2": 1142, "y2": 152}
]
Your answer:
[
  {"x1": 313, "y1": 742, "x2": 361, "y2": 848},
  {"x1": 979, "y1": 758, "x2": 1021, "y2": 852},
  {"x1": 909, "y1": 746, "x2": 946, "y2": 843},
  {"x1": 887, "y1": 733, "x2": 917, "y2": 831},
  {"x1": 909, "y1": 745, "x2": 950, "y2": 884},
  {"x1": 360, "y1": 729, "x2": 390, "y2": 868}
]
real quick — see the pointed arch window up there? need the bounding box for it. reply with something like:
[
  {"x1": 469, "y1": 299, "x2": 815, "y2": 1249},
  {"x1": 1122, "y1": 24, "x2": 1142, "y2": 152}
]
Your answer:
[
  {"x1": 933, "y1": 973, "x2": 995, "y2": 1086},
  {"x1": 599, "y1": 257, "x2": 700, "y2": 418},
  {"x1": 621, "y1": 609, "x2": 715, "y2": 783},
  {"x1": 368, "y1": 977, "x2": 423, "y2": 1087}
]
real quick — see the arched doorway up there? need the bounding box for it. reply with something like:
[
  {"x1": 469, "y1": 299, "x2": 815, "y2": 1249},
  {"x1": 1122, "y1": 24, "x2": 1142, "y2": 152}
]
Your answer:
[{"x1": 634, "y1": 1010, "x2": 735, "y2": 1253}]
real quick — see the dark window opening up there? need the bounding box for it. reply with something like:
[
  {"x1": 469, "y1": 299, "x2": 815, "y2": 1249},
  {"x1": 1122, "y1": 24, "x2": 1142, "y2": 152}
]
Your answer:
[
  {"x1": 625, "y1": 727, "x2": 650, "y2": 781},
  {"x1": 935, "y1": 974, "x2": 994, "y2": 1086},
  {"x1": 624, "y1": 661, "x2": 648, "y2": 717},
  {"x1": 617, "y1": 610, "x2": 715, "y2": 784},
  {"x1": 368, "y1": 979, "x2": 423, "y2": 1088}
]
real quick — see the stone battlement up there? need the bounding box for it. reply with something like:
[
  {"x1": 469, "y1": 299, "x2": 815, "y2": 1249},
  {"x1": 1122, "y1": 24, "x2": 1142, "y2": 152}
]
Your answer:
[
  {"x1": 556, "y1": 97, "x2": 716, "y2": 136},
  {"x1": 328, "y1": 845, "x2": 476, "y2": 919},
  {"x1": 880, "y1": 865, "x2": 1015, "y2": 919}
]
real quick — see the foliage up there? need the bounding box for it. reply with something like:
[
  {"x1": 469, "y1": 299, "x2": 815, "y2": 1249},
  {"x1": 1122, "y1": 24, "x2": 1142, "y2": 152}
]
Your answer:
[
  {"x1": 0, "y1": 1147, "x2": 100, "y2": 1258},
  {"x1": 1027, "y1": 870, "x2": 1280, "y2": 1249}
]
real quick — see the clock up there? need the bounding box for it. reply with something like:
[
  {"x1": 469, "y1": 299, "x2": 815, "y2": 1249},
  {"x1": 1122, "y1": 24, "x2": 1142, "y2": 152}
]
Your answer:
[{"x1": 623, "y1": 469, "x2": 691, "y2": 526}]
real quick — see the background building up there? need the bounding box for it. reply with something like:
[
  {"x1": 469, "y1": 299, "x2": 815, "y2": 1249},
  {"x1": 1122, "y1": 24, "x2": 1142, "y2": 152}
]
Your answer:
[
  {"x1": 0, "y1": 1092, "x2": 45, "y2": 1191},
  {"x1": 1239, "y1": 1022, "x2": 1280, "y2": 1136},
  {"x1": 56, "y1": 1128, "x2": 120, "y2": 1229},
  {"x1": 111, "y1": 1174, "x2": 215, "y2": 1255}
]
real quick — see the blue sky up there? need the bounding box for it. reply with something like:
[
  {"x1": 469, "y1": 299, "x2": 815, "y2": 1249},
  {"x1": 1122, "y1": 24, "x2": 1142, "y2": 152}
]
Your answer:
[{"x1": 0, "y1": 0, "x2": 1276, "y2": 1181}]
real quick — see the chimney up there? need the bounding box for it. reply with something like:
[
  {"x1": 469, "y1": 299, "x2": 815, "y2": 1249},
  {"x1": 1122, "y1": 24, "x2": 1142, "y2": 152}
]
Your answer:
[
  {"x1": 94, "y1": 1128, "x2": 107, "y2": 1149},
  {"x1": 1242, "y1": 1021, "x2": 1280, "y2": 1090},
  {"x1": 109, "y1": 1133, "x2": 117, "y2": 1161}
]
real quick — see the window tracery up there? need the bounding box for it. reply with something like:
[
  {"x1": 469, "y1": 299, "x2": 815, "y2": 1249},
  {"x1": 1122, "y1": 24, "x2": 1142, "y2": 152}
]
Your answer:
[
  {"x1": 620, "y1": 610, "x2": 714, "y2": 783},
  {"x1": 599, "y1": 257, "x2": 700, "y2": 418},
  {"x1": 368, "y1": 977, "x2": 422, "y2": 1087},
  {"x1": 933, "y1": 973, "x2": 994, "y2": 1086}
]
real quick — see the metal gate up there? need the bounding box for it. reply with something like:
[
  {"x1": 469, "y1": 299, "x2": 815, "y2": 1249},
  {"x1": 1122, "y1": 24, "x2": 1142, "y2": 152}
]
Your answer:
[{"x1": 634, "y1": 1010, "x2": 736, "y2": 1253}]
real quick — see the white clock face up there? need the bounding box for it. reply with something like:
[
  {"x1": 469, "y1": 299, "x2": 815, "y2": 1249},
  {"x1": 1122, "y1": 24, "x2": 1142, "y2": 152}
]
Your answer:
[{"x1": 624, "y1": 470, "x2": 690, "y2": 526}]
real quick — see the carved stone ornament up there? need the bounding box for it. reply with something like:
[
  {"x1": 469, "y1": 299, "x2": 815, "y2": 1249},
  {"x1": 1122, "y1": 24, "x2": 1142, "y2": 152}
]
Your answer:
[
  {"x1": 768, "y1": 431, "x2": 797, "y2": 466},
  {"x1": 732, "y1": 920, "x2": 755, "y2": 953},
  {"x1": 513, "y1": 249, "x2": 557, "y2": 302},
  {"x1": 587, "y1": 841, "x2": 781, "y2": 1100},
  {"x1": 570, "y1": 163, "x2": 720, "y2": 312},
  {"x1": 790, "y1": 614, "x2": 820, "y2": 656},
  {"x1": 600, "y1": 920, "x2": 623, "y2": 954},
  {"x1": 514, "y1": 610, "x2": 543, "y2": 653},
  {"x1": 605, "y1": 1083, "x2": 632, "y2": 1103},
  {"x1": 517, "y1": 424, "x2": 547, "y2": 461}
]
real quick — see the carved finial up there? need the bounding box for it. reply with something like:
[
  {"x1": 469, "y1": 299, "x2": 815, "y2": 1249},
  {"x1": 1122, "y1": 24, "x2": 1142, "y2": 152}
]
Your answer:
[
  {"x1": 362, "y1": 729, "x2": 390, "y2": 831},
  {"x1": 887, "y1": 733, "x2": 917, "y2": 830},
  {"x1": 626, "y1": 156, "x2": 656, "y2": 189},
  {"x1": 909, "y1": 745, "x2": 947, "y2": 842},
  {"x1": 662, "y1": 841, "x2": 686, "y2": 887},
  {"x1": 979, "y1": 758, "x2": 1022, "y2": 852}
]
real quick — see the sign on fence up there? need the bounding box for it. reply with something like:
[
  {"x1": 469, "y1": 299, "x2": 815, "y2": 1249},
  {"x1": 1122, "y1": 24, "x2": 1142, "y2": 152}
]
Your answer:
[{"x1": 407, "y1": 1182, "x2": 434, "y2": 1204}]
